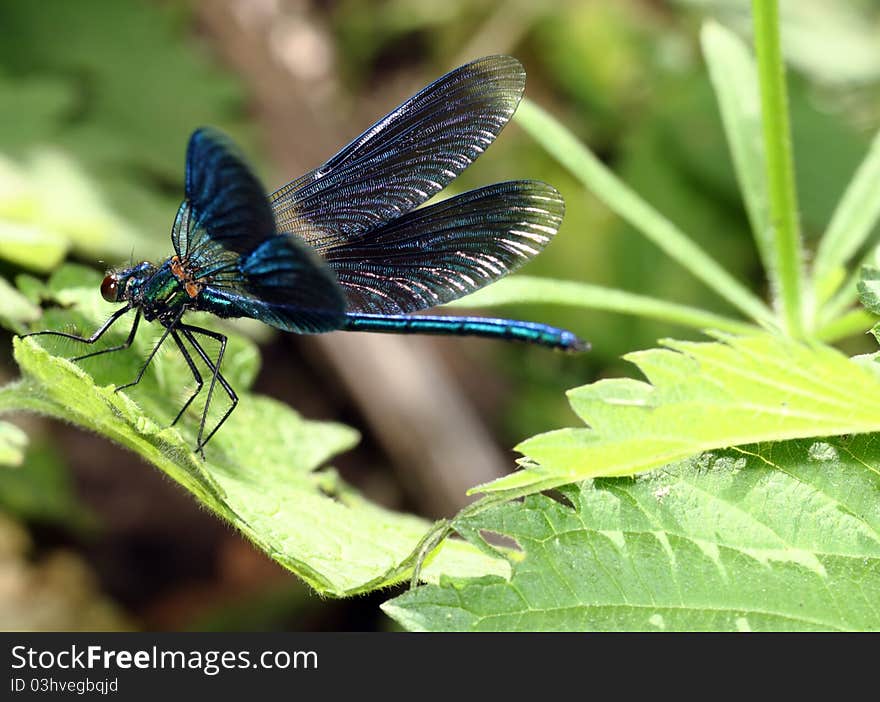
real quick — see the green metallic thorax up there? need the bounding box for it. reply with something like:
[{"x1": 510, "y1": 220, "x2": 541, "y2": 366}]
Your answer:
[
  {"x1": 119, "y1": 259, "x2": 192, "y2": 324},
  {"x1": 142, "y1": 263, "x2": 185, "y2": 303}
]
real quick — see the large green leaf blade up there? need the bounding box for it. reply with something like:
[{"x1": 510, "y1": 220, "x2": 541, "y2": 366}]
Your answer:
[
  {"x1": 476, "y1": 332, "x2": 880, "y2": 494},
  {"x1": 385, "y1": 437, "x2": 880, "y2": 631}
]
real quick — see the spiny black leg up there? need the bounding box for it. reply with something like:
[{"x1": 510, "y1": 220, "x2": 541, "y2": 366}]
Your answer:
[
  {"x1": 169, "y1": 329, "x2": 203, "y2": 427},
  {"x1": 22, "y1": 304, "x2": 133, "y2": 355},
  {"x1": 179, "y1": 325, "x2": 238, "y2": 453},
  {"x1": 179, "y1": 325, "x2": 236, "y2": 451},
  {"x1": 72, "y1": 310, "x2": 141, "y2": 362},
  {"x1": 114, "y1": 308, "x2": 184, "y2": 393}
]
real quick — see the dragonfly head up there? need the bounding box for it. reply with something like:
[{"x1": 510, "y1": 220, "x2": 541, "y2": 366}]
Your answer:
[
  {"x1": 101, "y1": 262, "x2": 156, "y2": 303},
  {"x1": 100, "y1": 272, "x2": 121, "y2": 302}
]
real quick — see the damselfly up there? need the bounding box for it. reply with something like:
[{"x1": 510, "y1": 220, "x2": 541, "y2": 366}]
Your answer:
[{"x1": 24, "y1": 56, "x2": 587, "y2": 455}]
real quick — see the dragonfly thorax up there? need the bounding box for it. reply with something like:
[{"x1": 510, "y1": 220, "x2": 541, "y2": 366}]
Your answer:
[{"x1": 102, "y1": 260, "x2": 195, "y2": 324}]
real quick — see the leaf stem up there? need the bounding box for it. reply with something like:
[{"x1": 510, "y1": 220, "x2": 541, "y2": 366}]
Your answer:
[{"x1": 752, "y1": 0, "x2": 806, "y2": 337}]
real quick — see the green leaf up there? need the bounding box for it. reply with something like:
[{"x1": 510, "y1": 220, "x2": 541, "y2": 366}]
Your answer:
[
  {"x1": 385, "y1": 437, "x2": 880, "y2": 631},
  {"x1": 817, "y1": 134, "x2": 880, "y2": 306},
  {"x1": 449, "y1": 275, "x2": 759, "y2": 336},
  {"x1": 701, "y1": 22, "x2": 771, "y2": 277},
  {"x1": 815, "y1": 307, "x2": 876, "y2": 344},
  {"x1": 0, "y1": 266, "x2": 506, "y2": 595},
  {"x1": 476, "y1": 332, "x2": 880, "y2": 494},
  {"x1": 515, "y1": 98, "x2": 776, "y2": 329},
  {"x1": 818, "y1": 239, "x2": 880, "y2": 333}
]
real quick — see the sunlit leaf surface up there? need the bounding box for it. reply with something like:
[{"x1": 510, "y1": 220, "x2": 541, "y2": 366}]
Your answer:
[{"x1": 386, "y1": 438, "x2": 880, "y2": 631}]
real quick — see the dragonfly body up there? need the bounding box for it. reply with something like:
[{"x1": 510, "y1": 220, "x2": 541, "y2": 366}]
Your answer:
[
  {"x1": 106, "y1": 256, "x2": 582, "y2": 351},
  {"x1": 341, "y1": 313, "x2": 582, "y2": 349},
  {"x1": 26, "y1": 55, "x2": 587, "y2": 454}
]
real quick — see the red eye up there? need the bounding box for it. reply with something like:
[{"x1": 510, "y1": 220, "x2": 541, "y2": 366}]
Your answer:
[{"x1": 100, "y1": 274, "x2": 118, "y2": 302}]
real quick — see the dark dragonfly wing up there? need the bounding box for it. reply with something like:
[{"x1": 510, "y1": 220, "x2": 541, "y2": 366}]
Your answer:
[
  {"x1": 270, "y1": 55, "x2": 526, "y2": 251},
  {"x1": 322, "y1": 181, "x2": 564, "y2": 314},
  {"x1": 173, "y1": 127, "x2": 276, "y2": 261},
  {"x1": 173, "y1": 128, "x2": 346, "y2": 333},
  {"x1": 199, "y1": 235, "x2": 347, "y2": 333}
]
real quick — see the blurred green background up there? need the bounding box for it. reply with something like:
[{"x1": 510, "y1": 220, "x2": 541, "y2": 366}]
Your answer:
[{"x1": 2, "y1": 0, "x2": 880, "y2": 631}]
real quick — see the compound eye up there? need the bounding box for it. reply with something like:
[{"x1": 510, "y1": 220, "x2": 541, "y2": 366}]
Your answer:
[{"x1": 100, "y1": 274, "x2": 118, "y2": 302}]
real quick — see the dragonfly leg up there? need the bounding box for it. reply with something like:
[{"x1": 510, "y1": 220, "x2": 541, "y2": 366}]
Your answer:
[
  {"x1": 179, "y1": 324, "x2": 238, "y2": 454},
  {"x1": 114, "y1": 308, "x2": 183, "y2": 393},
  {"x1": 169, "y1": 329, "x2": 203, "y2": 428},
  {"x1": 21, "y1": 304, "x2": 136, "y2": 361},
  {"x1": 72, "y1": 310, "x2": 141, "y2": 362}
]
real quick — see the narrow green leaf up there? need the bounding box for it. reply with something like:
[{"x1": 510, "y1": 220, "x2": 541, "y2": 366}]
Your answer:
[
  {"x1": 752, "y1": 0, "x2": 806, "y2": 336},
  {"x1": 816, "y1": 237, "x2": 880, "y2": 330},
  {"x1": 818, "y1": 268, "x2": 858, "y2": 330},
  {"x1": 449, "y1": 275, "x2": 759, "y2": 336},
  {"x1": 815, "y1": 131, "x2": 880, "y2": 307},
  {"x1": 473, "y1": 332, "x2": 880, "y2": 494},
  {"x1": 815, "y1": 307, "x2": 875, "y2": 343},
  {"x1": 515, "y1": 98, "x2": 776, "y2": 329},
  {"x1": 0, "y1": 266, "x2": 506, "y2": 595},
  {"x1": 385, "y1": 438, "x2": 880, "y2": 631},
  {"x1": 701, "y1": 22, "x2": 772, "y2": 275}
]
